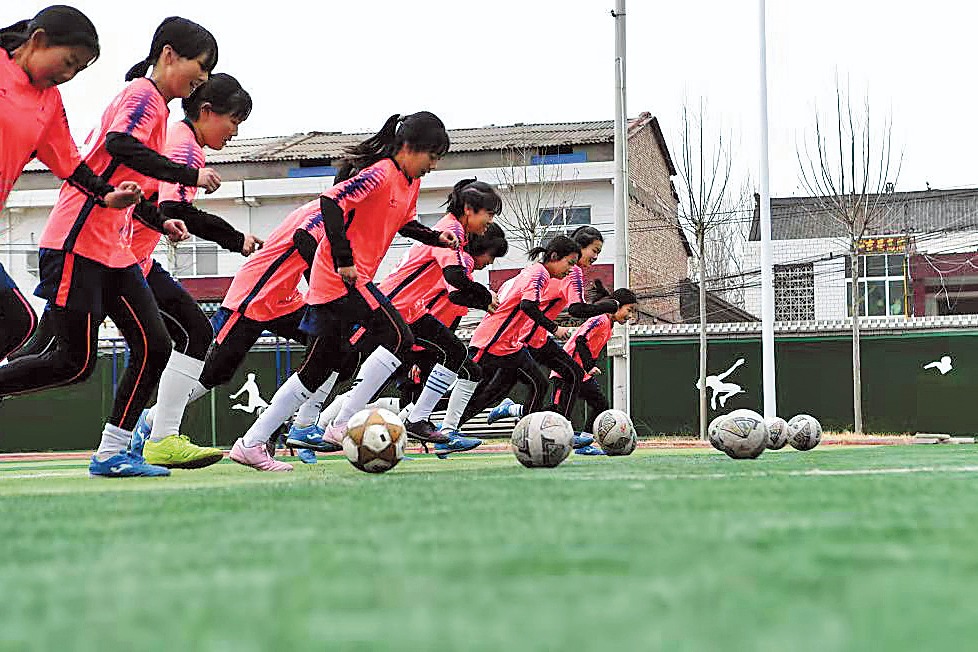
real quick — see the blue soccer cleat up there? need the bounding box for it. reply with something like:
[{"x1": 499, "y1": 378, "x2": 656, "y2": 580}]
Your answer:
[
  {"x1": 129, "y1": 409, "x2": 152, "y2": 461},
  {"x1": 297, "y1": 448, "x2": 319, "y2": 464},
  {"x1": 435, "y1": 431, "x2": 483, "y2": 459},
  {"x1": 574, "y1": 444, "x2": 606, "y2": 456},
  {"x1": 89, "y1": 452, "x2": 171, "y2": 477},
  {"x1": 486, "y1": 398, "x2": 517, "y2": 425},
  {"x1": 286, "y1": 423, "x2": 342, "y2": 453},
  {"x1": 572, "y1": 432, "x2": 595, "y2": 449}
]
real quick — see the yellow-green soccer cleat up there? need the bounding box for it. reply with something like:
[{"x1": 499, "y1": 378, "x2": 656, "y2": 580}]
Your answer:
[{"x1": 143, "y1": 435, "x2": 224, "y2": 469}]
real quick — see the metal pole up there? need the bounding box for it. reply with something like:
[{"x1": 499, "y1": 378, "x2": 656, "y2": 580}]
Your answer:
[
  {"x1": 612, "y1": 0, "x2": 631, "y2": 413},
  {"x1": 758, "y1": 0, "x2": 777, "y2": 418}
]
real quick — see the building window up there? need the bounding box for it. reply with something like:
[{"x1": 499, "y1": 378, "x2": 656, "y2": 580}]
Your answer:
[
  {"x1": 172, "y1": 237, "x2": 219, "y2": 277},
  {"x1": 774, "y1": 263, "x2": 815, "y2": 321},
  {"x1": 538, "y1": 206, "x2": 591, "y2": 244},
  {"x1": 845, "y1": 254, "x2": 906, "y2": 317},
  {"x1": 25, "y1": 250, "x2": 39, "y2": 279}
]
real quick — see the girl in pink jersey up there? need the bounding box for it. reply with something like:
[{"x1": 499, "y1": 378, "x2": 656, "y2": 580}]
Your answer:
[
  {"x1": 485, "y1": 226, "x2": 620, "y2": 426},
  {"x1": 313, "y1": 179, "x2": 503, "y2": 445},
  {"x1": 231, "y1": 112, "x2": 456, "y2": 472},
  {"x1": 0, "y1": 17, "x2": 222, "y2": 478},
  {"x1": 453, "y1": 236, "x2": 580, "y2": 429},
  {"x1": 0, "y1": 7, "x2": 141, "y2": 365}
]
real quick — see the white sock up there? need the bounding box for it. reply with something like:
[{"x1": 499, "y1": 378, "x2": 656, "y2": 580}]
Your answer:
[
  {"x1": 317, "y1": 391, "x2": 350, "y2": 430},
  {"x1": 370, "y1": 397, "x2": 401, "y2": 413},
  {"x1": 397, "y1": 402, "x2": 415, "y2": 422},
  {"x1": 242, "y1": 374, "x2": 313, "y2": 447},
  {"x1": 149, "y1": 352, "x2": 204, "y2": 442},
  {"x1": 333, "y1": 346, "x2": 401, "y2": 426},
  {"x1": 145, "y1": 381, "x2": 208, "y2": 432},
  {"x1": 510, "y1": 403, "x2": 524, "y2": 418},
  {"x1": 441, "y1": 378, "x2": 478, "y2": 432},
  {"x1": 293, "y1": 372, "x2": 338, "y2": 428},
  {"x1": 96, "y1": 423, "x2": 133, "y2": 460},
  {"x1": 408, "y1": 364, "x2": 457, "y2": 423}
]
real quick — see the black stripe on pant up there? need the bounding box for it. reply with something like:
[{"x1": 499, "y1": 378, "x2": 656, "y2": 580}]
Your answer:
[
  {"x1": 529, "y1": 338, "x2": 584, "y2": 418},
  {"x1": 459, "y1": 347, "x2": 547, "y2": 427}
]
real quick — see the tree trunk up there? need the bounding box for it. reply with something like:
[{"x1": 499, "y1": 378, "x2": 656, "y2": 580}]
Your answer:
[
  {"x1": 698, "y1": 228, "x2": 708, "y2": 440},
  {"x1": 851, "y1": 249, "x2": 864, "y2": 435}
]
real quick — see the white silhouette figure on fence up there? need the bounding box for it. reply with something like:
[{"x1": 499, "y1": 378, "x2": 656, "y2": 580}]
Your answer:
[
  {"x1": 696, "y1": 358, "x2": 746, "y2": 410},
  {"x1": 230, "y1": 373, "x2": 269, "y2": 414},
  {"x1": 923, "y1": 355, "x2": 953, "y2": 375}
]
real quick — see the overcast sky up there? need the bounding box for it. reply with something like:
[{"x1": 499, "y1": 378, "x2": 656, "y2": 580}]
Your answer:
[{"x1": 8, "y1": 1, "x2": 976, "y2": 196}]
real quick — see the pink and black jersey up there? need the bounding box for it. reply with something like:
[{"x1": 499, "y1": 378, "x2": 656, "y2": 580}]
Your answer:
[
  {"x1": 521, "y1": 264, "x2": 586, "y2": 349},
  {"x1": 131, "y1": 119, "x2": 203, "y2": 275},
  {"x1": 554, "y1": 313, "x2": 614, "y2": 381},
  {"x1": 378, "y1": 213, "x2": 466, "y2": 324},
  {"x1": 306, "y1": 159, "x2": 421, "y2": 305},
  {"x1": 222, "y1": 200, "x2": 325, "y2": 321},
  {"x1": 0, "y1": 50, "x2": 80, "y2": 211},
  {"x1": 41, "y1": 78, "x2": 169, "y2": 268},
  {"x1": 469, "y1": 262, "x2": 552, "y2": 358},
  {"x1": 423, "y1": 251, "x2": 476, "y2": 328}
]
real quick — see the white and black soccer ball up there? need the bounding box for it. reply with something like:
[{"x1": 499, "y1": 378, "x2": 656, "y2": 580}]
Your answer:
[
  {"x1": 764, "y1": 417, "x2": 789, "y2": 450},
  {"x1": 592, "y1": 409, "x2": 637, "y2": 456},
  {"x1": 787, "y1": 414, "x2": 822, "y2": 451},
  {"x1": 342, "y1": 408, "x2": 407, "y2": 473},
  {"x1": 710, "y1": 409, "x2": 768, "y2": 459},
  {"x1": 511, "y1": 411, "x2": 574, "y2": 468}
]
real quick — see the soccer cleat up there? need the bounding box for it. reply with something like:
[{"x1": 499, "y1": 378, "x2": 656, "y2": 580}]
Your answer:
[
  {"x1": 286, "y1": 423, "x2": 342, "y2": 453},
  {"x1": 297, "y1": 448, "x2": 318, "y2": 464},
  {"x1": 321, "y1": 422, "x2": 347, "y2": 449},
  {"x1": 434, "y1": 432, "x2": 483, "y2": 459},
  {"x1": 574, "y1": 444, "x2": 606, "y2": 456},
  {"x1": 404, "y1": 419, "x2": 451, "y2": 444},
  {"x1": 89, "y1": 452, "x2": 171, "y2": 478},
  {"x1": 229, "y1": 438, "x2": 293, "y2": 472},
  {"x1": 572, "y1": 432, "x2": 595, "y2": 449},
  {"x1": 129, "y1": 409, "x2": 152, "y2": 460},
  {"x1": 486, "y1": 398, "x2": 516, "y2": 425},
  {"x1": 143, "y1": 434, "x2": 223, "y2": 469}
]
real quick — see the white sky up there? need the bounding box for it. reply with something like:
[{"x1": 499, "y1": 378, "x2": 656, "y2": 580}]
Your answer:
[{"x1": 8, "y1": 0, "x2": 976, "y2": 196}]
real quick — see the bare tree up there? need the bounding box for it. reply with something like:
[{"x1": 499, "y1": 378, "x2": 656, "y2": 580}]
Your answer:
[
  {"x1": 674, "y1": 100, "x2": 743, "y2": 440},
  {"x1": 797, "y1": 84, "x2": 901, "y2": 435},
  {"x1": 493, "y1": 145, "x2": 580, "y2": 254}
]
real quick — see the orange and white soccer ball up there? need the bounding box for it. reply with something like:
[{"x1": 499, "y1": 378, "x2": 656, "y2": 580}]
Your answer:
[{"x1": 342, "y1": 408, "x2": 407, "y2": 473}]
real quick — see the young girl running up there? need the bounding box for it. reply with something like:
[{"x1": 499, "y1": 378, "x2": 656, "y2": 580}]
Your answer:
[
  {"x1": 448, "y1": 236, "x2": 580, "y2": 431},
  {"x1": 485, "y1": 226, "x2": 619, "y2": 425},
  {"x1": 0, "y1": 6, "x2": 142, "y2": 364},
  {"x1": 0, "y1": 17, "x2": 221, "y2": 478},
  {"x1": 309, "y1": 178, "x2": 501, "y2": 445},
  {"x1": 122, "y1": 73, "x2": 262, "y2": 469},
  {"x1": 230, "y1": 112, "x2": 455, "y2": 472}
]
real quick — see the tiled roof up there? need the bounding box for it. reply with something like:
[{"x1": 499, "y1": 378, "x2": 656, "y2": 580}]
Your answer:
[{"x1": 749, "y1": 188, "x2": 978, "y2": 241}]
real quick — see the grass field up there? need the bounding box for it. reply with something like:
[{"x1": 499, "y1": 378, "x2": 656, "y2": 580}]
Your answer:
[{"x1": 2, "y1": 444, "x2": 977, "y2": 651}]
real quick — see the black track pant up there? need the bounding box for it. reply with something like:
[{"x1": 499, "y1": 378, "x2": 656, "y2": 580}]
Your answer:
[
  {"x1": 528, "y1": 338, "x2": 584, "y2": 417},
  {"x1": 0, "y1": 282, "x2": 37, "y2": 361},
  {"x1": 553, "y1": 377, "x2": 609, "y2": 430},
  {"x1": 459, "y1": 347, "x2": 547, "y2": 427}
]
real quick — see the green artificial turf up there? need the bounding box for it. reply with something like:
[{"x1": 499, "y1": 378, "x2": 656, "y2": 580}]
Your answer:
[{"x1": 1, "y1": 445, "x2": 976, "y2": 651}]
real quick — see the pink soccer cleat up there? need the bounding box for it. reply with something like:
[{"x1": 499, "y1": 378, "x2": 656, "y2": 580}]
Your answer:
[
  {"x1": 230, "y1": 438, "x2": 293, "y2": 472},
  {"x1": 321, "y1": 422, "x2": 347, "y2": 448}
]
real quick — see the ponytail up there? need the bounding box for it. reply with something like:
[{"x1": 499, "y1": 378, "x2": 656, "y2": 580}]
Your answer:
[
  {"x1": 527, "y1": 235, "x2": 580, "y2": 263},
  {"x1": 445, "y1": 178, "x2": 503, "y2": 218},
  {"x1": 335, "y1": 111, "x2": 449, "y2": 183},
  {"x1": 126, "y1": 16, "x2": 217, "y2": 81},
  {"x1": 1, "y1": 6, "x2": 99, "y2": 60},
  {"x1": 587, "y1": 279, "x2": 612, "y2": 302}
]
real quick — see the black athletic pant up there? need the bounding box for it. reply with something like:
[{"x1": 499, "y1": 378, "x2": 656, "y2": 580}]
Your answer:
[
  {"x1": 0, "y1": 283, "x2": 37, "y2": 361},
  {"x1": 0, "y1": 274, "x2": 171, "y2": 431},
  {"x1": 459, "y1": 348, "x2": 547, "y2": 427},
  {"x1": 553, "y1": 377, "x2": 608, "y2": 430},
  {"x1": 199, "y1": 307, "x2": 307, "y2": 389},
  {"x1": 529, "y1": 338, "x2": 584, "y2": 417}
]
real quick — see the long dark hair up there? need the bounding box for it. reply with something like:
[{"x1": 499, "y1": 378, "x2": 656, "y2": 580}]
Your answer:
[
  {"x1": 125, "y1": 16, "x2": 218, "y2": 81},
  {"x1": 445, "y1": 178, "x2": 503, "y2": 218},
  {"x1": 528, "y1": 235, "x2": 580, "y2": 263},
  {"x1": 0, "y1": 5, "x2": 98, "y2": 60},
  {"x1": 466, "y1": 222, "x2": 508, "y2": 258},
  {"x1": 335, "y1": 112, "x2": 449, "y2": 182},
  {"x1": 182, "y1": 72, "x2": 252, "y2": 121},
  {"x1": 571, "y1": 225, "x2": 603, "y2": 249}
]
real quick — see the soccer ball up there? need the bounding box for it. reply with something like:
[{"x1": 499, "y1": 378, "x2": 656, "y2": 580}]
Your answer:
[
  {"x1": 787, "y1": 414, "x2": 822, "y2": 451},
  {"x1": 764, "y1": 417, "x2": 789, "y2": 450},
  {"x1": 511, "y1": 411, "x2": 574, "y2": 468},
  {"x1": 710, "y1": 409, "x2": 768, "y2": 459},
  {"x1": 342, "y1": 408, "x2": 406, "y2": 473},
  {"x1": 592, "y1": 409, "x2": 637, "y2": 456}
]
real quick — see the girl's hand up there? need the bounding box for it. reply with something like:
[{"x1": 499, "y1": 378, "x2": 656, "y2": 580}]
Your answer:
[
  {"x1": 196, "y1": 167, "x2": 222, "y2": 194},
  {"x1": 104, "y1": 181, "x2": 142, "y2": 208},
  {"x1": 588, "y1": 366, "x2": 602, "y2": 377},
  {"x1": 487, "y1": 291, "x2": 500, "y2": 314},
  {"x1": 438, "y1": 231, "x2": 459, "y2": 249},
  {"x1": 241, "y1": 234, "x2": 264, "y2": 256},
  {"x1": 554, "y1": 325, "x2": 571, "y2": 340},
  {"x1": 338, "y1": 265, "x2": 358, "y2": 285},
  {"x1": 163, "y1": 219, "x2": 190, "y2": 242}
]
